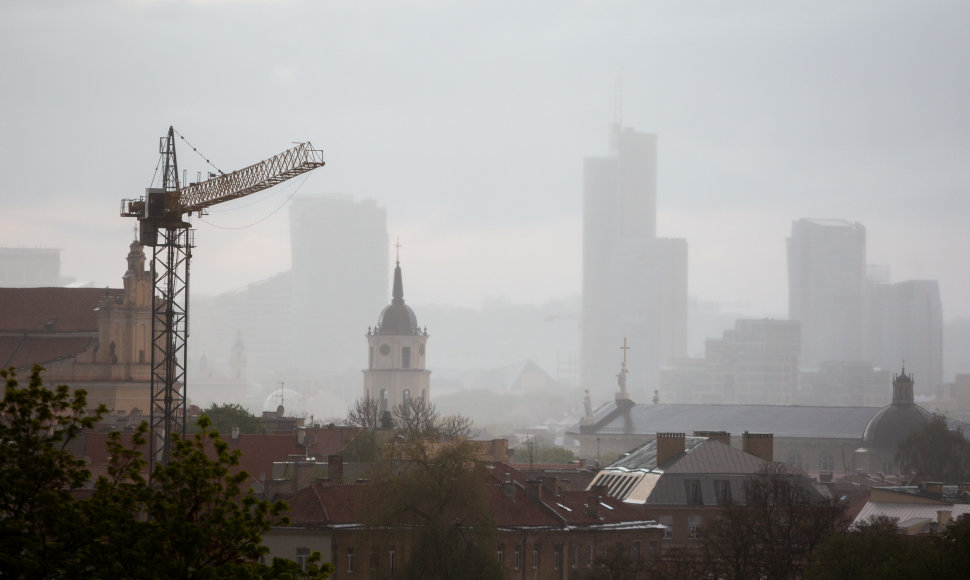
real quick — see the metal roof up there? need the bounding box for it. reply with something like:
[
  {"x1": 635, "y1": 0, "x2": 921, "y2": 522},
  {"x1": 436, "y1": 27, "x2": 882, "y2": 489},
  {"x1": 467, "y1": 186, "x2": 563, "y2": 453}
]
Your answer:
[{"x1": 569, "y1": 402, "x2": 879, "y2": 440}]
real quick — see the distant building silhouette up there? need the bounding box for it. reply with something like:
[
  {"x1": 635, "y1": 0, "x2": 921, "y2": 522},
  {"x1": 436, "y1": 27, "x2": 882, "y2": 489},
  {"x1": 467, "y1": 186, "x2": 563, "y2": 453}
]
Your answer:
[
  {"x1": 787, "y1": 218, "x2": 867, "y2": 367},
  {"x1": 581, "y1": 124, "x2": 686, "y2": 398},
  {"x1": 0, "y1": 247, "x2": 66, "y2": 287}
]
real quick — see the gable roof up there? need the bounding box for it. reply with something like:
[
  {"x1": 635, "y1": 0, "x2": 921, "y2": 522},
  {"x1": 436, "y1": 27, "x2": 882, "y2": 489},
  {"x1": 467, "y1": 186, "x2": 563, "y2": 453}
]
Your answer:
[
  {"x1": 569, "y1": 401, "x2": 878, "y2": 440},
  {"x1": 0, "y1": 287, "x2": 121, "y2": 369},
  {"x1": 0, "y1": 287, "x2": 119, "y2": 332}
]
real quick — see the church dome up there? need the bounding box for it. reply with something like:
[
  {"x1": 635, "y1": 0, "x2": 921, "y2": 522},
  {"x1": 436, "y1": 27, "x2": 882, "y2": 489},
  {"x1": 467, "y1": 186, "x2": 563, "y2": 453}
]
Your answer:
[
  {"x1": 374, "y1": 260, "x2": 420, "y2": 335},
  {"x1": 861, "y1": 368, "x2": 930, "y2": 452}
]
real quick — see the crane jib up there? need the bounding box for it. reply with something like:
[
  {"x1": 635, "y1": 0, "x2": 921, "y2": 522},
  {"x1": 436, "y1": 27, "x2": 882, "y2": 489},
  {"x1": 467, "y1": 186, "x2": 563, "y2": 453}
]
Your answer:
[{"x1": 177, "y1": 142, "x2": 324, "y2": 214}]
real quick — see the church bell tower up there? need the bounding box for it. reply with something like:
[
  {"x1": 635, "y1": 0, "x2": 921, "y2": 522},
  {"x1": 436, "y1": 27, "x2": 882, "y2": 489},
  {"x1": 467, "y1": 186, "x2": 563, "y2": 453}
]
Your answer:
[{"x1": 363, "y1": 254, "x2": 430, "y2": 417}]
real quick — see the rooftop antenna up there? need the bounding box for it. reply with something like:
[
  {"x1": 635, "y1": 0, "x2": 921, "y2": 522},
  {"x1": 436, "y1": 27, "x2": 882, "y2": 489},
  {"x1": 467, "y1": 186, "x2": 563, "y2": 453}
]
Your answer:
[{"x1": 613, "y1": 69, "x2": 624, "y2": 127}]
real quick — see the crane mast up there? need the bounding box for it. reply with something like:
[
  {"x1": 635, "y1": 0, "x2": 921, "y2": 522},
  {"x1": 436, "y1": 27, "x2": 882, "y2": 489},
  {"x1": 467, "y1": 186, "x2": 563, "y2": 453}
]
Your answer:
[{"x1": 122, "y1": 127, "x2": 324, "y2": 470}]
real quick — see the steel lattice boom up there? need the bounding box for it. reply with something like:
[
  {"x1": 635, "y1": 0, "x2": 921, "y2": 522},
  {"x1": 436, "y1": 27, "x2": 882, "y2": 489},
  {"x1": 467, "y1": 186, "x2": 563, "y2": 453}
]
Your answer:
[{"x1": 121, "y1": 127, "x2": 325, "y2": 470}]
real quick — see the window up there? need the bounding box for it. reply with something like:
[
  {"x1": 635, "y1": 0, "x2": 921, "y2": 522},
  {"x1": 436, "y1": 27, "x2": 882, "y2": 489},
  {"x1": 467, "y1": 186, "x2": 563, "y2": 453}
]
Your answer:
[
  {"x1": 571, "y1": 543, "x2": 578, "y2": 568},
  {"x1": 649, "y1": 541, "x2": 659, "y2": 559},
  {"x1": 497, "y1": 544, "x2": 504, "y2": 566},
  {"x1": 514, "y1": 546, "x2": 521, "y2": 570},
  {"x1": 787, "y1": 450, "x2": 803, "y2": 470},
  {"x1": 688, "y1": 515, "x2": 703, "y2": 539},
  {"x1": 533, "y1": 544, "x2": 540, "y2": 569},
  {"x1": 554, "y1": 544, "x2": 562, "y2": 570},
  {"x1": 346, "y1": 548, "x2": 355, "y2": 573},
  {"x1": 389, "y1": 548, "x2": 396, "y2": 576},
  {"x1": 820, "y1": 453, "x2": 835, "y2": 472},
  {"x1": 633, "y1": 541, "x2": 641, "y2": 562},
  {"x1": 685, "y1": 479, "x2": 703, "y2": 505},
  {"x1": 586, "y1": 544, "x2": 593, "y2": 567},
  {"x1": 714, "y1": 479, "x2": 732, "y2": 505},
  {"x1": 379, "y1": 389, "x2": 388, "y2": 413},
  {"x1": 296, "y1": 547, "x2": 310, "y2": 572},
  {"x1": 402, "y1": 346, "x2": 411, "y2": 369}
]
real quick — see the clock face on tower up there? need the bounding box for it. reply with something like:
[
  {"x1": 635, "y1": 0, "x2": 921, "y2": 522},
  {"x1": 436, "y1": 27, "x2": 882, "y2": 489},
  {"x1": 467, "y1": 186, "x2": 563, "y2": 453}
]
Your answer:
[{"x1": 380, "y1": 344, "x2": 390, "y2": 356}]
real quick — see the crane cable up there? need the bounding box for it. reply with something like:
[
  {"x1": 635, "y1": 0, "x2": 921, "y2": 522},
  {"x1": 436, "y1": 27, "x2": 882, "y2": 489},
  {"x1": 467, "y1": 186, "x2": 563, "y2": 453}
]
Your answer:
[
  {"x1": 198, "y1": 171, "x2": 311, "y2": 230},
  {"x1": 172, "y1": 127, "x2": 225, "y2": 176}
]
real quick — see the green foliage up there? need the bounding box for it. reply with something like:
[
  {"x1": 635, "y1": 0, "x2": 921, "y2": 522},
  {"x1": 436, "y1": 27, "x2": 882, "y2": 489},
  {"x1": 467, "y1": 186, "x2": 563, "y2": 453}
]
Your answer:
[
  {"x1": 895, "y1": 413, "x2": 970, "y2": 482},
  {"x1": 0, "y1": 366, "x2": 332, "y2": 579},
  {"x1": 806, "y1": 515, "x2": 970, "y2": 580},
  {"x1": 366, "y1": 439, "x2": 502, "y2": 580},
  {"x1": 511, "y1": 442, "x2": 576, "y2": 464},
  {"x1": 341, "y1": 428, "x2": 381, "y2": 462},
  {"x1": 0, "y1": 365, "x2": 106, "y2": 579},
  {"x1": 196, "y1": 402, "x2": 263, "y2": 435}
]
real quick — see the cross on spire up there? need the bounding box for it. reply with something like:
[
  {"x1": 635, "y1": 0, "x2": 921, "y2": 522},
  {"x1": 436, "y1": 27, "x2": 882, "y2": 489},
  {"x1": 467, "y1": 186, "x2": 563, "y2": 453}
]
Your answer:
[{"x1": 620, "y1": 337, "x2": 630, "y2": 366}]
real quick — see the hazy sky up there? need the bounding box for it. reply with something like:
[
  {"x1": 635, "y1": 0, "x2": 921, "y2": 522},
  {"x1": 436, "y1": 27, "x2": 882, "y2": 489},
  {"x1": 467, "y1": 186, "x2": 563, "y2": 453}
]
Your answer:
[{"x1": 2, "y1": 0, "x2": 968, "y2": 320}]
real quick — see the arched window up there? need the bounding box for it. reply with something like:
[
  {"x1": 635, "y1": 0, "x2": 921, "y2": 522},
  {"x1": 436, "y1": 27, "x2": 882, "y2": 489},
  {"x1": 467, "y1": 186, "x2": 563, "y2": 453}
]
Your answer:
[
  {"x1": 787, "y1": 450, "x2": 803, "y2": 470},
  {"x1": 819, "y1": 453, "x2": 835, "y2": 472}
]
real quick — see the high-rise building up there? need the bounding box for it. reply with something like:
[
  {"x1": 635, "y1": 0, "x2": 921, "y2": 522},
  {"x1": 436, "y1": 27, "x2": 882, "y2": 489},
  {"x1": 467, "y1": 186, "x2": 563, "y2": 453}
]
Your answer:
[
  {"x1": 582, "y1": 124, "x2": 687, "y2": 398},
  {"x1": 290, "y1": 194, "x2": 389, "y2": 374},
  {"x1": 0, "y1": 248, "x2": 64, "y2": 287},
  {"x1": 870, "y1": 280, "x2": 943, "y2": 395},
  {"x1": 787, "y1": 219, "x2": 867, "y2": 367}
]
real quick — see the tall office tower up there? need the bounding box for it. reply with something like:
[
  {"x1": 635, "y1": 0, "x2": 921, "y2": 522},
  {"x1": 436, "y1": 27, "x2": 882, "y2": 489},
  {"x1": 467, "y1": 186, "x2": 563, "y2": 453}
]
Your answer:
[
  {"x1": 290, "y1": 194, "x2": 389, "y2": 373},
  {"x1": 582, "y1": 124, "x2": 687, "y2": 398},
  {"x1": 866, "y1": 279, "x2": 943, "y2": 395},
  {"x1": 787, "y1": 219, "x2": 866, "y2": 367},
  {"x1": 0, "y1": 248, "x2": 63, "y2": 287}
]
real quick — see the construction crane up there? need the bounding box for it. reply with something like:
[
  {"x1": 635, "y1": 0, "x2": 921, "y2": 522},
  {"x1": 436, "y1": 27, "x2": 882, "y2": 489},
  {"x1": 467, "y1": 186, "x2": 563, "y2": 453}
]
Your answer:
[{"x1": 121, "y1": 127, "x2": 324, "y2": 470}]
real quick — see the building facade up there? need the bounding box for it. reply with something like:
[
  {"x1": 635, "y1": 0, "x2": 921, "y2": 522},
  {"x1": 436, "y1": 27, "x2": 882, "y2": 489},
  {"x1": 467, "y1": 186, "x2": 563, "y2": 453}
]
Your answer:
[
  {"x1": 787, "y1": 218, "x2": 867, "y2": 368},
  {"x1": 582, "y1": 124, "x2": 687, "y2": 399}
]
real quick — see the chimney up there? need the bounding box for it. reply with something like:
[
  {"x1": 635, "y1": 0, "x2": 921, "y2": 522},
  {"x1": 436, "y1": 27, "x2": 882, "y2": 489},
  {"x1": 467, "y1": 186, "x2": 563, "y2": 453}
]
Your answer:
[
  {"x1": 231, "y1": 426, "x2": 240, "y2": 441},
  {"x1": 694, "y1": 430, "x2": 731, "y2": 446},
  {"x1": 742, "y1": 432, "x2": 774, "y2": 462},
  {"x1": 327, "y1": 454, "x2": 344, "y2": 485},
  {"x1": 587, "y1": 495, "x2": 601, "y2": 519},
  {"x1": 526, "y1": 479, "x2": 543, "y2": 503},
  {"x1": 957, "y1": 483, "x2": 970, "y2": 496},
  {"x1": 921, "y1": 481, "x2": 944, "y2": 496},
  {"x1": 539, "y1": 476, "x2": 560, "y2": 498},
  {"x1": 656, "y1": 433, "x2": 686, "y2": 466},
  {"x1": 937, "y1": 510, "x2": 952, "y2": 528},
  {"x1": 297, "y1": 428, "x2": 306, "y2": 446}
]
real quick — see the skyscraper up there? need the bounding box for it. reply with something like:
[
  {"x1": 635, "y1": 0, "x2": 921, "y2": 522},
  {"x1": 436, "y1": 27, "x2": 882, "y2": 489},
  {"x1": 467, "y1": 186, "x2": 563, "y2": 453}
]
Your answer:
[
  {"x1": 582, "y1": 124, "x2": 687, "y2": 398},
  {"x1": 787, "y1": 219, "x2": 866, "y2": 367},
  {"x1": 290, "y1": 194, "x2": 389, "y2": 373}
]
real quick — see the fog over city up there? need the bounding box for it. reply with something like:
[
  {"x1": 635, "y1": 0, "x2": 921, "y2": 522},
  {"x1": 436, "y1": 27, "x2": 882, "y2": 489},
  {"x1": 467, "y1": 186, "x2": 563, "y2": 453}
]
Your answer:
[
  {"x1": 2, "y1": 0, "x2": 967, "y2": 313},
  {"x1": 2, "y1": 1, "x2": 969, "y2": 417}
]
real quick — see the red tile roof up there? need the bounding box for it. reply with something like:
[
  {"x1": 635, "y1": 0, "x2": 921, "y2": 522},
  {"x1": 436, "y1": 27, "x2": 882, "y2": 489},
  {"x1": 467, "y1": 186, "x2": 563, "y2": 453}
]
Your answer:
[
  {"x1": 0, "y1": 287, "x2": 120, "y2": 332},
  {"x1": 0, "y1": 334, "x2": 96, "y2": 368}
]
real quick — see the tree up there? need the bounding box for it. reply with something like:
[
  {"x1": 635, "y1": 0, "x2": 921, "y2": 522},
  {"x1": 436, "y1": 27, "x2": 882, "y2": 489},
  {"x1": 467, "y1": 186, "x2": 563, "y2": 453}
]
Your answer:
[
  {"x1": 699, "y1": 464, "x2": 848, "y2": 580},
  {"x1": 807, "y1": 515, "x2": 970, "y2": 580},
  {"x1": 346, "y1": 395, "x2": 383, "y2": 429},
  {"x1": 392, "y1": 396, "x2": 472, "y2": 439},
  {"x1": 85, "y1": 416, "x2": 333, "y2": 579},
  {"x1": 364, "y1": 438, "x2": 502, "y2": 580},
  {"x1": 895, "y1": 413, "x2": 970, "y2": 482},
  {"x1": 0, "y1": 366, "x2": 332, "y2": 579},
  {"x1": 0, "y1": 365, "x2": 106, "y2": 579},
  {"x1": 197, "y1": 402, "x2": 263, "y2": 435}
]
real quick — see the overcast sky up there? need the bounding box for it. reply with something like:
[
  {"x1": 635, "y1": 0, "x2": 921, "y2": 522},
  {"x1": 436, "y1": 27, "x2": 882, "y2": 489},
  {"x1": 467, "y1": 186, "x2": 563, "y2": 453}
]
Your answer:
[{"x1": 2, "y1": 0, "x2": 968, "y2": 321}]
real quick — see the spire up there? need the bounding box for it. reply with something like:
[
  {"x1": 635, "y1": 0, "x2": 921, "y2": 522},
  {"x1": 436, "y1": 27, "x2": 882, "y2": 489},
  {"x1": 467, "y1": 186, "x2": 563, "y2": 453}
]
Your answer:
[{"x1": 392, "y1": 239, "x2": 404, "y2": 305}]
